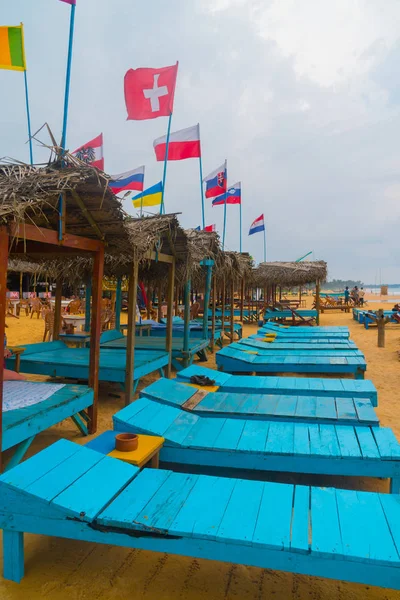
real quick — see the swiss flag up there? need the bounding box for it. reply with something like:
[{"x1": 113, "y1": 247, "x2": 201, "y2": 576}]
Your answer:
[{"x1": 124, "y1": 63, "x2": 178, "y2": 120}]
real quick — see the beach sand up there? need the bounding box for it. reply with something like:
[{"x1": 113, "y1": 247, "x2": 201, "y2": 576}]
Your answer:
[{"x1": 1, "y1": 295, "x2": 399, "y2": 599}]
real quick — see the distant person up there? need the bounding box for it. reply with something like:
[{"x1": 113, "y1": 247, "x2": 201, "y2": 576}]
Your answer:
[
  {"x1": 358, "y1": 287, "x2": 365, "y2": 306},
  {"x1": 344, "y1": 287, "x2": 350, "y2": 304},
  {"x1": 351, "y1": 286, "x2": 359, "y2": 305}
]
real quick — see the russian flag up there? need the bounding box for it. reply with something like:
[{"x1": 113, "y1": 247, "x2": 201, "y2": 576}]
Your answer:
[
  {"x1": 203, "y1": 161, "x2": 227, "y2": 199},
  {"x1": 109, "y1": 166, "x2": 145, "y2": 194},
  {"x1": 212, "y1": 181, "x2": 241, "y2": 206},
  {"x1": 249, "y1": 214, "x2": 265, "y2": 235},
  {"x1": 154, "y1": 124, "x2": 201, "y2": 161}
]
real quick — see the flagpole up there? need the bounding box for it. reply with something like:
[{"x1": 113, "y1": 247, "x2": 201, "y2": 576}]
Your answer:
[
  {"x1": 20, "y1": 24, "x2": 33, "y2": 165},
  {"x1": 199, "y1": 155, "x2": 206, "y2": 229},
  {"x1": 263, "y1": 224, "x2": 267, "y2": 262},
  {"x1": 160, "y1": 112, "x2": 173, "y2": 215},
  {"x1": 239, "y1": 200, "x2": 242, "y2": 253},
  {"x1": 222, "y1": 160, "x2": 227, "y2": 249},
  {"x1": 59, "y1": 0, "x2": 76, "y2": 241}
]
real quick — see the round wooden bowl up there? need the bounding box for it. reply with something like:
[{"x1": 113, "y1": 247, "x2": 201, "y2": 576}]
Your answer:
[{"x1": 115, "y1": 433, "x2": 138, "y2": 452}]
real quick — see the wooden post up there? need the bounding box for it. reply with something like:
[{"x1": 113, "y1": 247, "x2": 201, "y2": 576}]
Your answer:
[
  {"x1": 299, "y1": 286, "x2": 302, "y2": 307},
  {"x1": 240, "y1": 279, "x2": 244, "y2": 323},
  {"x1": 84, "y1": 278, "x2": 91, "y2": 332},
  {"x1": 202, "y1": 261, "x2": 213, "y2": 338},
  {"x1": 146, "y1": 286, "x2": 152, "y2": 319},
  {"x1": 115, "y1": 276, "x2": 122, "y2": 331},
  {"x1": 166, "y1": 259, "x2": 175, "y2": 378},
  {"x1": 157, "y1": 284, "x2": 162, "y2": 321},
  {"x1": 377, "y1": 310, "x2": 388, "y2": 348},
  {"x1": 19, "y1": 272, "x2": 23, "y2": 300},
  {"x1": 0, "y1": 228, "x2": 9, "y2": 472},
  {"x1": 183, "y1": 279, "x2": 191, "y2": 366},
  {"x1": 53, "y1": 280, "x2": 62, "y2": 341},
  {"x1": 230, "y1": 280, "x2": 234, "y2": 340},
  {"x1": 175, "y1": 284, "x2": 179, "y2": 316},
  {"x1": 221, "y1": 276, "x2": 226, "y2": 342},
  {"x1": 315, "y1": 280, "x2": 320, "y2": 325},
  {"x1": 125, "y1": 258, "x2": 139, "y2": 405},
  {"x1": 88, "y1": 244, "x2": 104, "y2": 434},
  {"x1": 210, "y1": 276, "x2": 216, "y2": 352}
]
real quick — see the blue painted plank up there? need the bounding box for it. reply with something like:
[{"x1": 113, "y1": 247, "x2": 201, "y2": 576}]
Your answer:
[
  {"x1": 188, "y1": 476, "x2": 237, "y2": 540},
  {"x1": 354, "y1": 398, "x2": 379, "y2": 424},
  {"x1": 372, "y1": 428, "x2": 400, "y2": 460},
  {"x1": 335, "y1": 426, "x2": 362, "y2": 458},
  {"x1": 52, "y1": 456, "x2": 137, "y2": 522},
  {"x1": 265, "y1": 422, "x2": 294, "y2": 455},
  {"x1": 98, "y1": 469, "x2": 171, "y2": 528},
  {"x1": 293, "y1": 424, "x2": 311, "y2": 456},
  {"x1": 274, "y1": 395, "x2": 298, "y2": 418},
  {"x1": 181, "y1": 418, "x2": 226, "y2": 449},
  {"x1": 290, "y1": 485, "x2": 310, "y2": 553},
  {"x1": 236, "y1": 420, "x2": 270, "y2": 453},
  {"x1": 163, "y1": 411, "x2": 199, "y2": 445},
  {"x1": 336, "y1": 397, "x2": 358, "y2": 421},
  {"x1": 356, "y1": 427, "x2": 381, "y2": 459},
  {"x1": 253, "y1": 482, "x2": 294, "y2": 550},
  {"x1": 213, "y1": 419, "x2": 246, "y2": 451},
  {"x1": 315, "y1": 397, "x2": 337, "y2": 421},
  {"x1": 217, "y1": 479, "x2": 264, "y2": 545},
  {"x1": 296, "y1": 396, "x2": 317, "y2": 419},
  {"x1": 311, "y1": 487, "x2": 343, "y2": 558}
]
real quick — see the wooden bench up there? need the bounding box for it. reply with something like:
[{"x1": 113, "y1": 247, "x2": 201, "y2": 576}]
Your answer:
[
  {"x1": 114, "y1": 397, "x2": 400, "y2": 492},
  {"x1": 1, "y1": 439, "x2": 400, "y2": 589}
]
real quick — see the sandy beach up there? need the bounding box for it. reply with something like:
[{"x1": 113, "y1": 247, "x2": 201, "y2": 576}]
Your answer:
[{"x1": 1, "y1": 295, "x2": 399, "y2": 600}]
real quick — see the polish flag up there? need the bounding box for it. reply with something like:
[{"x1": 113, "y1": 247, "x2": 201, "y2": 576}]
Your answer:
[
  {"x1": 124, "y1": 63, "x2": 178, "y2": 120},
  {"x1": 72, "y1": 134, "x2": 104, "y2": 171},
  {"x1": 204, "y1": 224, "x2": 216, "y2": 232},
  {"x1": 153, "y1": 124, "x2": 201, "y2": 161}
]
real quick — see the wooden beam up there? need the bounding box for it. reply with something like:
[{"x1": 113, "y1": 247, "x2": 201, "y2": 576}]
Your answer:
[
  {"x1": 71, "y1": 190, "x2": 106, "y2": 242},
  {"x1": 115, "y1": 277, "x2": 122, "y2": 331},
  {"x1": 316, "y1": 279, "x2": 320, "y2": 325},
  {"x1": 203, "y1": 264, "x2": 212, "y2": 339},
  {"x1": 144, "y1": 249, "x2": 174, "y2": 264},
  {"x1": 8, "y1": 223, "x2": 104, "y2": 253},
  {"x1": 165, "y1": 258, "x2": 176, "y2": 378},
  {"x1": 230, "y1": 280, "x2": 235, "y2": 340},
  {"x1": 0, "y1": 229, "x2": 9, "y2": 472},
  {"x1": 240, "y1": 278, "x2": 244, "y2": 323},
  {"x1": 125, "y1": 258, "x2": 138, "y2": 405},
  {"x1": 221, "y1": 277, "x2": 226, "y2": 344},
  {"x1": 53, "y1": 281, "x2": 62, "y2": 341},
  {"x1": 84, "y1": 278, "x2": 91, "y2": 332},
  {"x1": 88, "y1": 244, "x2": 104, "y2": 434},
  {"x1": 183, "y1": 279, "x2": 191, "y2": 366},
  {"x1": 211, "y1": 276, "x2": 216, "y2": 353},
  {"x1": 157, "y1": 284, "x2": 162, "y2": 321}
]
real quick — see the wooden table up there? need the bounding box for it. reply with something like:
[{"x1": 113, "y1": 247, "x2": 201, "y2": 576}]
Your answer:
[
  {"x1": 59, "y1": 332, "x2": 91, "y2": 348},
  {"x1": 7, "y1": 347, "x2": 26, "y2": 373},
  {"x1": 85, "y1": 429, "x2": 164, "y2": 468},
  {"x1": 120, "y1": 323, "x2": 152, "y2": 336}
]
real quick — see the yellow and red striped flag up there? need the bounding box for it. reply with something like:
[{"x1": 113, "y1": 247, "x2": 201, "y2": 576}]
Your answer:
[{"x1": 0, "y1": 25, "x2": 26, "y2": 71}]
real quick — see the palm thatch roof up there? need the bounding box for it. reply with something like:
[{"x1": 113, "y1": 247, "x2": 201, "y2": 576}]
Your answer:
[
  {"x1": 215, "y1": 251, "x2": 254, "y2": 284},
  {"x1": 0, "y1": 153, "x2": 129, "y2": 258},
  {"x1": 253, "y1": 261, "x2": 327, "y2": 286}
]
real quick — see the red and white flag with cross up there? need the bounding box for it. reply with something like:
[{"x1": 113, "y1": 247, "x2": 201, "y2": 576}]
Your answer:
[{"x1": 124, "y1": 63, "x2": 179, "y2": 120}]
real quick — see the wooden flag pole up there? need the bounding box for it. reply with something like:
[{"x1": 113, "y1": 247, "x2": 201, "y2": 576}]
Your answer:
[{"x1": 160, "y1": 112, "x2": 173, "y2": 215}]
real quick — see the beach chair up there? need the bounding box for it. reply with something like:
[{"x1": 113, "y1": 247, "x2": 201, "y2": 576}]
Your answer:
[
  {"x1": 1, "y1": 439, "x2": 400, "y2": 589},
  {"x1": 67, "y1": 299, "x2": 82, "y2": 315},
  {"x1": 30, "y1": 298, "x2": 43, "y2": 319},
  {"x1": 113, "y1": 397, "x2": 400, "y2": 492}
]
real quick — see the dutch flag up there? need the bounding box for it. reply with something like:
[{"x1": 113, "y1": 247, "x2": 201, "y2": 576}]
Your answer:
[{"x1": 249, "y1": 214, "x2": 265, "y2": 235}]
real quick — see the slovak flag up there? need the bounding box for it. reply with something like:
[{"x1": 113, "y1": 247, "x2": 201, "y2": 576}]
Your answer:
[
  {"x1": 59, "y1": 0, "x2": 76, "y2": 4},
  {"x1": 124, "y1": 63, "x2": 179, "y2": 120},
  {"x1": 249, "y1": 214, "x2": 265, "y2": 235},
  {"x1": 154, "y1": 124, "x2": 201, "y2": 161},
  {"x1": 204, "y1": 224, "x2": 216, "y2": 232},
  {"x1": 212, "y1": 182, "x2": 241, "y2": 206},
  {"x1": 72, "y1": 133, "x2": 104, "y2": 171},
  {"x1": 203, "y1": 161, "x2": 227, "y2": 199},
  {"x1": 109, "y1": 166, "x2": 145, "y2": 195}
]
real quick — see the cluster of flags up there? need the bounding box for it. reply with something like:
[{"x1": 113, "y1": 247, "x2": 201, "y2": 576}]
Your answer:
[{"x1": 1, "y1": 3, "x2": 267, "y2": 258}]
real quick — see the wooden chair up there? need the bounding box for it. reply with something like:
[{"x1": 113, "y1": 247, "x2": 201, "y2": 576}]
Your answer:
[
  {"x1": 100, "y1": 309, "x2": 112, "y2": 331},
  {"x1": 190, "y1": 302, "x2": 200, "y2": 320},
  {"x1": 67, "y1": 299, "x2": 82, "y2": 315},
  {"x1": 43, "y1": 310, "x2": 67, "y2": 342},
  {"x1": 30, "y1": 298, "x2": 43, "y2": 319},
  {"x1": 16, "y1": 300, "x2": 30, "y2": 317}
]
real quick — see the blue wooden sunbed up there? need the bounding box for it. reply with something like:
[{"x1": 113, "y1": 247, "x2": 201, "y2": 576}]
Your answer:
[
  {"x1": 363, "y1": 312, "x2": 400, "y2": 329},
  {"x1": 260, "y1": 323, "x2": 349, "y2": 337},
  {"x1": 232, "y1": 339, "x2": 364, "y2": 356},
  {"x1": 2, "y1": 439, "x2": 400, "y2": 589},
  {"x1": 5, "y1": 341, "x2": 169, "y2": 393},
  {"x1": 114, "y1": 397, "x2": 400, "y2": 491},
  {"x1": 2, "y1": 382, "x2": 93, "y2": 470},
  {"x1": 100, "y1": 330, "x2": 209, "y2": 370},
  {"x1": 264, "y1": 309, "x2": 318, "y2": 322},
  {"x1": 248, "y1": 335, "x2": 358, "y2": 348},
  {"x1": 140, "y1": 378, "x2": 379, "y2": 425},
  {"x1": 216, "y1": 346, "x2": 367, "y2": 379},
  {"x1": 177, "y1": 365, "x2": 378, "y2": 406}
]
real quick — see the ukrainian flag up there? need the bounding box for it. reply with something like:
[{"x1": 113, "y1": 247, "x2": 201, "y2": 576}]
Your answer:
[{"x1": 132, "y1": 182, "x2": 162, "y2": 208}]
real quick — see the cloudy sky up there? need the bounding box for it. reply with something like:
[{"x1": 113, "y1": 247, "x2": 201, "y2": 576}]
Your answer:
[{"x1": 1, "y1": 0, "x2": 400, "y2": 283}]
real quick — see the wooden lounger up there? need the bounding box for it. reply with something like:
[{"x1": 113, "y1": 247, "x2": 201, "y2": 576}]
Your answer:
[
  {"x1": 216, "y1": 346, "x2": 367, "y2": 379},
  {"x1": 231, "y1": 339, "x2": 364, "y2": 357},
  {"x1": 247, "y1": 335, "x2": 358, "y2": 348},
  {"x1": 5, "y1": 341, "x2": 169, "y2": 393},
  {"x1": 177, "y1": 365, "x2": 378, "y2": 406},
  {"x1": 1, "y1": 439, "x2": 400, "y2": 589},
  {"x1": 141, "y1": 378, "x2": 379, "y2": 426},
  {"x1": 113, "y1": 398, "x2": 400, "y2": 492}
]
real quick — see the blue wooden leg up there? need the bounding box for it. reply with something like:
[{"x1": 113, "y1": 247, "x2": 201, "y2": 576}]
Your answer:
[
  {"x1": 5, "y1": 436, "x2": 35, "y2": 471},
  {"x1": 355, "y1": 369, "x2": 365, "y2": 380},
  {"x1": 3, "y1": 530, "x2": 24, "y2": 583},
  {"x1": 70, "y1": 413, "x2": 89, "y2": 436},
  {"x1": 390, "y1": 476, "x2": 400, "y2": 494},
  {"x1": 158, "y1": 368, "x2": 165, "y2": 377}
]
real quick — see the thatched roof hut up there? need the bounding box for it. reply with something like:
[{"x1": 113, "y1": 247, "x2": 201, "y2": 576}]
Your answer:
[
  {"x1": 216, "y1": 251, "x2": 254, "y2": 284},
  {"x1": 253, "y1": 261, "x2": 327, "y2": 287}
]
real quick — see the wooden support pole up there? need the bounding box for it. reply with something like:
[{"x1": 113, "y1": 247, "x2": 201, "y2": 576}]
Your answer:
[
  {"x1": 377, "y1": 310, "x2": 388, "y2": 348},
  {"x1": 0, "y1": 228, "x2": 9, "y2": 472},
  {"x1": 125, "y1": 258, "x2": 139, "y2": 405},
  {"x1": 230, "y1": 280, "x2": 235, "y2": 340},
  {"x1": 240, "y1": 278, "x2": 244, "y2": 323},
  {"x1": 88, "y1": 245, "x2": 104, "y2": 434},
  {"x1": 203, "y1": 263, "x2": 213, "y2": 337},
  {"x1": 166, "y1": 259, "x2": 176, "y2": 378},
  {"x1": 157, "y1": 284, "x2": 162, "y2": 322},
  {"x1": 211, "y1": 276, "x2": 216, "y2": 352},
  {"x1": 146, "y1": 286, "x2": 152, "y2": 319},
  {"x1": 84, "y1": 278, "x2": 91, "y2": 332},
  {"x1": 53, "y1": 280, "x2": 62, "y2": 341},
  {"x1": 221, "y1": 277, "x2": 226, "y2": 342},
  {"x1": 175, "y1": 284, "x2": 179, "y2": 316},
  {"x1": 315, "y1": 279, "x2": 320, "y2": 325},
  {"x1": 19, "y1": 273, "x2": 23, "y2": 300},
  {"x1": 183, "y1": 279, "x2": 191, "y2": 365},
  {"x1": 115, "y1": 277, "x2": 122, "y2": 331}
]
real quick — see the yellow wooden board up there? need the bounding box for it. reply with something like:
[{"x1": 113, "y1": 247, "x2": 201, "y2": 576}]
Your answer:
[
  {"x1": 108, "y1": 434, "x2": 164, "y2": 467},
  {"x1": 184, "y1": 382, "x2": 220, "y2": 393}
]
